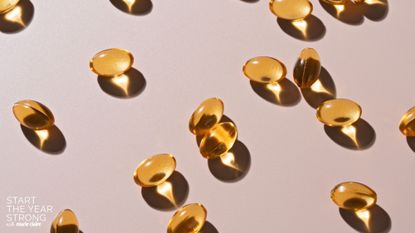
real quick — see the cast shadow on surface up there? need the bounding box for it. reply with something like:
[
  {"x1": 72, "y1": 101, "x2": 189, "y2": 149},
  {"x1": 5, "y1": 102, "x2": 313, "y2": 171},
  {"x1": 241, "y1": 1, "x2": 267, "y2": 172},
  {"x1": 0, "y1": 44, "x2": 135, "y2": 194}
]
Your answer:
[
  {"x1": 0, "y1": 0, "x2": 34, "y2": 33},
  {"x1": 196, "y1": 115, "x2": 251, "y2": 183},
  {"x1": 51, "y1": 225, "x2": 80, "y2": 233},
  {"x1": 200, "y1": 221, "x2": 219, "y2": 233},
  {"x1": 319, "y1": 0, "x2": 388, "y2": 25},
  {"x1": 277, "y1": 15, "x2": 326, "y2": 41},
  {"x1": 21, "y1": 125, "x2": 66, "y2": 155},
  {"x1": 324, "y1": 118, "x2": 376, "y2": 150},
  {"x1": 110, "y1": 0, "x2": 153, "y2": 15},
  {"x1": 406, "y1": 136, "x2": 415, "y2": 153},
  {"x1": 301, "y1": 67, "x2": 336, "y2": 109},
  {"x1": 250, "y1": 79, "x2": 301, "y2": 107},
  {"x1": 240, "y1": 0, "x2": 259, "y2": 3},
  {"x1": 141, "y1": 171, "x2": 189, "y2": 211},
  {"x1": 97, "y1": 68, "x2": 146, "y2": 99},
  {"x1": 339, "y1": 205, "x2": 391, "y2": 233}
]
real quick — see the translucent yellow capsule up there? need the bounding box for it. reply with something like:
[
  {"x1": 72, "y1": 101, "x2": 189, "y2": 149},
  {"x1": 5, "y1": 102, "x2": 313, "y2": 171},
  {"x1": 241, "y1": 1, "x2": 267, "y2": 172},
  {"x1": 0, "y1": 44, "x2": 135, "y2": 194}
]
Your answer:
[
  {"x1": 167, "y1": 203, "x2": 207, "y2": 233},
  {"x1": 316, "y1": 99, "x2": 361, "y2": 127},
  {"x1": 50, "y1": 209, "x2": 79, "y2": 233},
  {"x1": 293, "y1": 48, "x2": 321, "y2": 88},
  {"x1": 0, "y1": 0, "x2": 20, "y2": 14},
  {"x1": 13, "y1": 100, "x2": 55, "y2": 130},
  {"x1": 331, "y1": 182, "x2": 377, "y2": 211},
  {"x1": 133, "y1": 153, "x2": 176, "y2": 187},
  {"x1": 89, "y1": 48, "x2": 134, "y2": 77},
  {"x1": 189, "y1": 98, "x2": 224, "y2": 136},
  {"x1": 200, "y1": 122, "x2": 237, "y2": 159},
  {"x1": 243, "y1": 56, "x2": 287, "y2": 84},
  {"x1": 399, "y1": 107, "x2": 415, "y2": 136},
  {"x1": 269, "y1": 0, "x2": 313, "y2": 21}
]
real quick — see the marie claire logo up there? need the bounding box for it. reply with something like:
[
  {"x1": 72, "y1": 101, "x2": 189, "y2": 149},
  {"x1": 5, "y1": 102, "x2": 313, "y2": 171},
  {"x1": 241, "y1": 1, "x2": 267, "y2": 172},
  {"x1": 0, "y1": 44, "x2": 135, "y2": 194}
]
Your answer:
[{"x1": 5, "y1": 196, "x2": 53, "y2": 227}]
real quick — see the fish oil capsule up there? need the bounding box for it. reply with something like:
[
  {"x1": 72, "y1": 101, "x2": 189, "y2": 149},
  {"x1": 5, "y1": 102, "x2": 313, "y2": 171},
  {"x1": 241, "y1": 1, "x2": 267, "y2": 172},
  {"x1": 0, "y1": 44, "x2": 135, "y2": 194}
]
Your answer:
[
  {"x1": 134, "y1": 153, "x2": 176, "y2": 187},
  {"x1": 0, "y1": 0, "x2": 19, "y2": 14},
  {"x1": 316, "y1": 99, "x2": 361, "y2": 127},
  {"x1": 13, "y1": 100, "x2": 55, "y2": 130},
  {"x1": 399, "y1": 107, "x2": 415, "y2": 136},
  {"x1": 90, "y1": 48, "x2": 134, "y2": 77},
  {"x1": 167, "y1": 203, "x2": 207, "y2": 233},
  {"x1": 269, "y1": 0, "x2": 313, "y2": 21},
  {"x1": 243, "y1": 56, "x2": 287, "y2": 84},
  {"x1": 293, "y1": 48, "x2": 321, "y2": 88},
  {"x1": 200, "y1": 122, "x2": 237, "y2": 159},
  {"x1": 189, "y1": 98, "x2": 224, "y2": 136},
  {"x1": 331, "y1": 182, "x2": 377, "y2": 210},
  {"x1": 51, "y1": 209, "x2": 79, "y2": 233}
]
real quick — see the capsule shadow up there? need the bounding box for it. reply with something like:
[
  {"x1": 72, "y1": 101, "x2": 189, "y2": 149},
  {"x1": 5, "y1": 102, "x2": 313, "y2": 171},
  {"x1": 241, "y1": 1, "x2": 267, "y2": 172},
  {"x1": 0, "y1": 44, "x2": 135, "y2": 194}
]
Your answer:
[
  {"x1": 97, "y1": 68, "x2": 146, "y2": 99},
  {"x1": 406, "y1": 136, "x2": 415, "y2": 153},
  {"x1": 21, "y1": 125, "x2": 66, "y2": 155},
  {"x1": 250, "y1": 79, "x2": 301, "y2": 107},
  {"x1": 109, "y1": 0, "x2": 153, "y2": 16},
  {"x1": 339, "y1": 205, "x2": 391, "y2": 233},
  {"x1": 0, "y1": 0, "x2": 34, "y2": 34},
  {"x1": 319, "y1": 0, "x2": 388, "y2": 25},
  {"x1": 141, "y1": 171, "x2": 189, "y2": 211},
  {"x1": 200, "y1": 221, "x2": 219, "y2": 233},
  {"x1": 324, "y1": 118, "x2": 376, "y2": 150},
  {"x1": 277, "y1": 15, "x2": 326, "y2": 41},
  {"x1": 50, "y1": 224, "x2": 79, "y2": 233},
  {"x1": 301, "y1": 67, "x2": 336, "y2": 109},
  {"x1": 240, "y1": 0, "x2": 259, "y2": 3}
]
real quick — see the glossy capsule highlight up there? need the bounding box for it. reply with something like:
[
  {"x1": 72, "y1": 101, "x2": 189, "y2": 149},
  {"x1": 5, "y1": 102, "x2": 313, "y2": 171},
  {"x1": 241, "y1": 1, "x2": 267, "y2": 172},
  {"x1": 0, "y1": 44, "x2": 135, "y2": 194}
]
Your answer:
[
  {"x1": 90, "y1": 48, "x2": 134, "y2": 77},
  {"x1": 134, "y1": 153, "x2": 176, "y2": 187},
  {"x1": 269, "y1": 0, "x2": 313, "y2": 21},
  {"x1": 243, "y1": 56, "x2": 287, "y2": 84},
  {"x1": 316, "y1": 99, "x2": 361, "y2": 127},
  {"x1": 189, "y1": 98, "x2": 224, "y2": 136},
  {"x1": 293, "y1": 48, "x2": 321, "y2": 88},
  {"x1": 13, "y1": 100, "x2": 55, "y2": 130},
  {"x1": 200, "y1": 122, "x2": 237, "y2": 159},
  {"x1": 50, "y1": 209, "x2": 79, "y2": 233},
  {"x1": 331, "y1": 182, "x2": 377, "y2": 211},
  {"x1": 167, "y1": 203, "x2": 207, "y2": 233},
  {"x1": 0, "y1": 0, "x2": 19, "y2": 13},
  {"x1": 399, "y1": 107, "x2": 415, "y2": 136}
]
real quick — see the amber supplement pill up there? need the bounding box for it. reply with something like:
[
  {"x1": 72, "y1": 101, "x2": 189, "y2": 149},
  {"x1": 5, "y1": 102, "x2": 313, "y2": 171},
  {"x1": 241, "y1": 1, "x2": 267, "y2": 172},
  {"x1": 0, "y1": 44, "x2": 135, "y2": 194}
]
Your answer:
[
  {"x1": 331, "y1": 182, "x2": 377, "y2": 211},
  {"x1": 293, "y1": 48, "x2": 321, "y2": 88},
  {"x1": 399, "y1": 107, "x2": 415, "y2": 136},
  {"x1": 189, "y1": 98, "x2": 224, "y2": 136},
  {"x1": 0, "y1": 0, "x2": 19, "y2": 13},
  {"x1": 134, "y1": 153, "x2": 176, "y2": 187},
  {"x1": 316, "y1": 99, "x2": 361, "y2": 127},
  {"x1": 243, "y1": 56, "x2": 287, "y2": 84},
  {"x1": 90, "y1": 48, "x2": 134, "y2": 77},
  {"x1": 167, "y1": 203, "x2": 207, "y2": 233},
  {"x1": 200, "y1": 122, "x2": 237, "y2": 159},
  {"x1": 269, "y1": 0, "x2": 313, "y2": 21},
  {"x1": 51, "y1": 209, "x2": 79, "y2": 233},
  {"x1": 13, "y1": 100, "x2": 55, "y2": 130}
]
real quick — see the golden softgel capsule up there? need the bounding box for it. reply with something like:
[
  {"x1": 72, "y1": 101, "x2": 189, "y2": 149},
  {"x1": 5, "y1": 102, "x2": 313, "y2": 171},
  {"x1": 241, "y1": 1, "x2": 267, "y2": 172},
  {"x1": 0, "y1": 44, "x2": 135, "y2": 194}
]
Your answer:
[
  {"x1": 0, "y1": 0, "x2": 19, "y2": 13},
  {"x1": 331, "y1": 182, "x2": 377, "y2": 210},
  {"x1": 243, "y1": 56, "x2": 287, "y2": 84},
  {"x1": 90, "y1": 48, "x2": 134, "y2": 77},
  {"x1": 200, "y1": 122, "x2": 237, "y2": 159},
  {"x1": 399, "y1": 107, "x2": 415, "y2": 136},
  {"x1": 293, "y1": 48, "x2": 321, "y2": 88},
  {"x1": 316, "y1": 99, "x2": 361, "y2": 127},
  {"x1": 51, "y1": 209, "x2": 79, "y2": 233},
  {"x1": 134, "y1": 153, "x2": 176, "y2": 187},
  {"x1": 269, "y1": 0, "x2": 313, "y2": 21},
  {"x1": 167, "y1": 203, "x2": 207, "y2": 233},
  {"x1": 189, "y1": 98, "x2": 224, "y2": 136},
  {"x1": 13, "y1": 100, "x2": 55, "y2": 130}
]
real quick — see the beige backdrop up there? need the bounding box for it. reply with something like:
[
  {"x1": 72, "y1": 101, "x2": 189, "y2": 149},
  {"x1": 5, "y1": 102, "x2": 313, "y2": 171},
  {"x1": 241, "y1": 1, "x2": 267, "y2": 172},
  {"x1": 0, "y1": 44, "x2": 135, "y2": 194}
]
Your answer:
[{"x1": 1, "y1": 0, "x2": 414, "y2": 232}]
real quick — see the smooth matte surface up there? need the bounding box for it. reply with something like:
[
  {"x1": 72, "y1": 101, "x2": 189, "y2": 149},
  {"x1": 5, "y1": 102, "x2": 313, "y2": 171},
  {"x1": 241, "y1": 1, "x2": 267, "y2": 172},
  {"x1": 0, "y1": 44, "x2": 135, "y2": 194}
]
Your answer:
[{"x1": 1, "y1": 0, "x2": 414, "y2": 232}]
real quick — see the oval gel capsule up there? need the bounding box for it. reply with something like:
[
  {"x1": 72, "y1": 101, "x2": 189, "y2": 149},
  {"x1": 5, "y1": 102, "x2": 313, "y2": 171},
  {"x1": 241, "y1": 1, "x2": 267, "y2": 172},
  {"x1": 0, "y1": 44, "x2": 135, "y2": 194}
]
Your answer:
[
  {"x1": 269, "y1": 0, "x2": 313, "y2": 20},
  {"x1": 199, "y1": 122, "x2": 238, "y2": 159},
  {"x1": 13, "y1": 100, "x2": 55, "y2": 130},
  {"x1": 293, "y1": 48, "x2": 321, "y2": 88},
  {"x1": 167, "y1": 203, "x2": 207, "y2": 233},
  {"x1": 134, "y1": 153, "x2": 176, "y2": 187},
  {"x1": 50, "y1": 209, "x2": 79, "y2": 233},
  {"x1": 243, "y1": 56, "x2": 287, "y2": 84},
  {"x1": 189, "y1": 98, "x2": 224, "y2": 136},
  {"x1": 331, "y1": 181, "x2": 377, "y2": 211},
  {"x1": 90, "y1": 48, "x2": 134, "y2": 77},
  {"x1": 316, "y1": 99, "x2": 361, "y2": 127}
]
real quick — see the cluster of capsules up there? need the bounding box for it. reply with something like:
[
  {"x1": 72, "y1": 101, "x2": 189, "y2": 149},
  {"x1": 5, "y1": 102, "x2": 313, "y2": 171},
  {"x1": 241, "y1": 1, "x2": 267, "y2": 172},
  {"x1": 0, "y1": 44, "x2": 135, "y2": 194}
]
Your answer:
[{"x1": 189, "y1": 98, "x2": 238, "y2": 160}]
